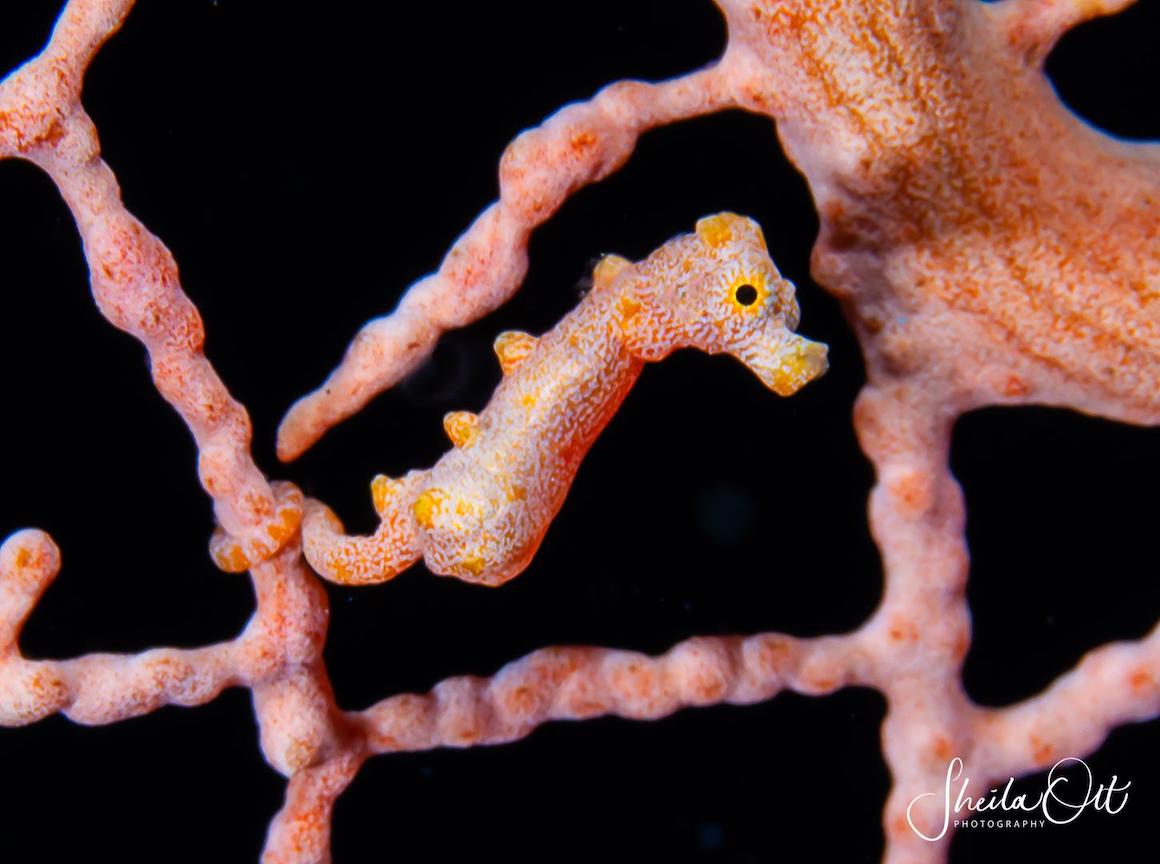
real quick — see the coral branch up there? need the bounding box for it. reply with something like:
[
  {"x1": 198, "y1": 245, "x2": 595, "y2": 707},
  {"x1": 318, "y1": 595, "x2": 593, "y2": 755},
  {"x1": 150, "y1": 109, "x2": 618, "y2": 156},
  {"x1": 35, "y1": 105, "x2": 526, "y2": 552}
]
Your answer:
[
  {"x1": 355, "y1": 632, "x2": 872, "y2": 754},
  {"x1": 0, "y1": 529, "x2": 238, "y2": 725},
  {"x1": 262, "y1": 755, "x2": 363, "y2": 864},
  {"x1": 996, "y1": 0, "x2": 1139, "y2": 64},
  {"x1": 0, "y1": 0, "x2": 132, "y2": 158},
  {"x1": 43, "y1": 0, "x2": 135, "y2": 76},
  {"x1": 1, "y1": 0, "x2": 1157, "y2": 861},
  {"x1": 975, "y1": 623, "x2": 1160, "y2": 779},
  {"x1": 275, "y1": 62, "x2": 742, "y2": 461},
  {"x1": 0, "y1": 0, "x2": 298, "y2": 560}
]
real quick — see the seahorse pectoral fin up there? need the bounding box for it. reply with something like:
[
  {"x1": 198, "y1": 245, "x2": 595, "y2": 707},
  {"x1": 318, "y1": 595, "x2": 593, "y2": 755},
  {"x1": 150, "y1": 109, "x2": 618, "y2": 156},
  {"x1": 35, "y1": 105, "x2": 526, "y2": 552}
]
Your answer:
[
  {"x1": 737, "y1": 325, "x2": 829, "y2": 396},
  {"x1": 593, "y1": 254, "x2": 631, "y2": 290},
  {"x1": 443, "y1": 411, "x2": 480, "y2": 448},
  {"x1": 493, "y1": 330, "x2": 539, "y2": 375}
]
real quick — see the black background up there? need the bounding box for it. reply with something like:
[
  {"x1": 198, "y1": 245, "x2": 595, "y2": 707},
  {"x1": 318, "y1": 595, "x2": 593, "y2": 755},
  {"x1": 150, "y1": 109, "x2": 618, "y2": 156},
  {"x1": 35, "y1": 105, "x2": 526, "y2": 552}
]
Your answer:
[{"x1": 0, "y1": 1, "x2": 1157, "y2": 861}]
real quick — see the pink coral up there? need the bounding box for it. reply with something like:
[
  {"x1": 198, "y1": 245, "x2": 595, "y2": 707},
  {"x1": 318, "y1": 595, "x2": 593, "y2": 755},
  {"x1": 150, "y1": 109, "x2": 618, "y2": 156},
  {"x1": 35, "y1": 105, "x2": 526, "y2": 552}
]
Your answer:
[{"x1": 0, "y1": 1, "x2": 1156, "y2": 862}]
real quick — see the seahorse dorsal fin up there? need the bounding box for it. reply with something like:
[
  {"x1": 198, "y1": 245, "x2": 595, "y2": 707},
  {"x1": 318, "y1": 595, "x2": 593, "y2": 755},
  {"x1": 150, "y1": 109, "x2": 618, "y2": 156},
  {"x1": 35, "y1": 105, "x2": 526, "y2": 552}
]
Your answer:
[
  {"x1": 593, "y1": 254, "x2": 631, "y2": 290},
  {"x1": 493, "y1": 330, "x2": 539, "y2": 375},
  {"x1": 443, "y1": 410, "x2": 480, "y2": 448}
]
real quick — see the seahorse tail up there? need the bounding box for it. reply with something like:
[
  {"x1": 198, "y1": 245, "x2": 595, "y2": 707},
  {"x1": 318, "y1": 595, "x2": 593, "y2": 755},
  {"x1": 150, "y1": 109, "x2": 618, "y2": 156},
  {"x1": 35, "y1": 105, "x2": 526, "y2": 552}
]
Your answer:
[{"x1": 301, "y1": 472, "x2": 426, "y2": 585}]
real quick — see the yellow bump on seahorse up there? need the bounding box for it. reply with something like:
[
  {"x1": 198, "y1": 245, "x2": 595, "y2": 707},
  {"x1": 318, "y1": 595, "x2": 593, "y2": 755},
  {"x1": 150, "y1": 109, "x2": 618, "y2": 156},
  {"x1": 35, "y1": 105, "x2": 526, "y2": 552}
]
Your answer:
[
  {"x1": 695, "y1": 213, "x2": 735, "y2": 248},
  {"x1": 443, "y1": 411, "x2": 480, "y2": 448},
  {"x1": 370, "y1": 474, "x2": 401, "y2": 517},
  {"x1": 494, "y1": 330, "x2": 539, "y2": 375},
  {"x1": 593, "y1": 253, "x2": 631, "y2": 289},
  {"x1": 301, "y1": 213, "x2": 828, "y2": 588}
]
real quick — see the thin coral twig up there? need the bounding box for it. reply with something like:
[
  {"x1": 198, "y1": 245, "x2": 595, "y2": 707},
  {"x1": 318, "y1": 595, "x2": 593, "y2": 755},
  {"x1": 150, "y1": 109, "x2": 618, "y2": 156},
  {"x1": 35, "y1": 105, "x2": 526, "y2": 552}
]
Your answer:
[{"x1": 275, "y1": 61, "x2": 744, "y2": 461}]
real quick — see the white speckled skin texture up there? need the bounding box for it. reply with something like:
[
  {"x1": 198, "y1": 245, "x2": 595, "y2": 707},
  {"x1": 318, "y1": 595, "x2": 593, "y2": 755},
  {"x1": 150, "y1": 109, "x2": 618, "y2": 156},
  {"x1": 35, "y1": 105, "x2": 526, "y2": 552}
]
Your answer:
[{"x1": 301, "y1": 213, "x2": 827, "y2": 587}]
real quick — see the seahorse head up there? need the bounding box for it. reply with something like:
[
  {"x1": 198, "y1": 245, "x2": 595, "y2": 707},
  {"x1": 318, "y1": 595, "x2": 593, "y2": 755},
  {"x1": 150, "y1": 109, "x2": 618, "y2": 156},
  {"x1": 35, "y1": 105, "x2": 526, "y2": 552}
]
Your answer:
[{"x1": 618, "y1": 212, "x2": 828, "y2": 396}]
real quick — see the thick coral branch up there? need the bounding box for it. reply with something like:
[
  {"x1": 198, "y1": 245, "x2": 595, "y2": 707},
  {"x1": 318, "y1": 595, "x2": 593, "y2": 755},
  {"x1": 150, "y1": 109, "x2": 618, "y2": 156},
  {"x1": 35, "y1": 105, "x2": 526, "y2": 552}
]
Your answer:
[
  {"x1": 42, "y1": 0, "x2": 136, "y2": 78},
  {"x1": 0, "y1": 529, "x2": 240, "y2": 725},
  {"x1": 0, "y1": 0, "x2": 339, "y2": 802},
  {"x1": 276, "y1": 61, "x2": 744, "y2": 461},
  {"x1": 261, "y1": 755, "x2": 363, "y2": 864},
  {"x1": 973, "y1": 622, "x2": 1160, "y2": 780},
  {"x1": 0, "y1": 0, "x2": 298, "y2": 562},
  {"x1": 851, "y1": 385, "x2": 976, "y2": 863},
  {"x1": 2, "y1": 1, "x2": 1158, "y2": 862},
  {"x1": 0, "y1": 0, "x2": 133, "y2": 157},
  {"x1": 353, "y1": 632, "x2": 874, "y2": 754},
  {"x1": 995, "y1": 0, "x2": 1139, "y2": 65}
]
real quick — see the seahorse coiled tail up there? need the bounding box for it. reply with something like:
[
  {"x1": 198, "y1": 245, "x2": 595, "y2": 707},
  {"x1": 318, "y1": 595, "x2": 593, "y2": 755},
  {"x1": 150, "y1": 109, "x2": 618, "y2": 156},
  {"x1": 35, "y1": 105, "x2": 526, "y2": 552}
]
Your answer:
[{"x1": 301, "y1": 213, "x2": 828, "y2": 587}]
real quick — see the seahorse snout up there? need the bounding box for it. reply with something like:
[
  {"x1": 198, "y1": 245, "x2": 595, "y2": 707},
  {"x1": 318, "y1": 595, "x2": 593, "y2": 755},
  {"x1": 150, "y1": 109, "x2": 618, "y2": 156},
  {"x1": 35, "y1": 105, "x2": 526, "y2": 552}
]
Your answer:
[{"x1": 738, "y1": 328, "x2": 829, "y2": 396}]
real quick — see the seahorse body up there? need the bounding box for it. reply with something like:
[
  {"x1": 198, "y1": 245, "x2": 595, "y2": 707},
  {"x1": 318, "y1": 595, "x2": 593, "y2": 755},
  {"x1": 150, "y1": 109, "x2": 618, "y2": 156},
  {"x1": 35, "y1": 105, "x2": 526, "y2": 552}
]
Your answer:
[{"x1": 302, "y1": 213, "x2": 828, "y2": 587}]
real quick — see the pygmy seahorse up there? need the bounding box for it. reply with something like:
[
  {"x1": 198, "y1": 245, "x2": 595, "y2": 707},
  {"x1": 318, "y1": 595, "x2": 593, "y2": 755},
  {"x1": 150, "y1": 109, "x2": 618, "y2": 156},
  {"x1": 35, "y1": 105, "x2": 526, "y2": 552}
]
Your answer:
[{"x1": 301, "y1": 213, "x2": 828, "y2": 587}]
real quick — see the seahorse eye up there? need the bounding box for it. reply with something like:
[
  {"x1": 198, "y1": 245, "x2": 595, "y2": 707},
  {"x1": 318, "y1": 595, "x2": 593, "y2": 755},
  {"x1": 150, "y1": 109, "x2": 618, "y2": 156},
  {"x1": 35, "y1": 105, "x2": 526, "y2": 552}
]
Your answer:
[{"x1": 734, "y1": 283, "x2": 758, "y2": 306}]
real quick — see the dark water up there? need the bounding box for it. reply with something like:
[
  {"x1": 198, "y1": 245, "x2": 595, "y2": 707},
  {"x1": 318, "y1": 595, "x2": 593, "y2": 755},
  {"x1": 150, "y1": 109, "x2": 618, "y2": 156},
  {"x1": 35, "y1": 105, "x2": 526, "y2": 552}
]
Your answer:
[{"x1": 0, "y1": 1, "x2": 1155, "y2": 862}]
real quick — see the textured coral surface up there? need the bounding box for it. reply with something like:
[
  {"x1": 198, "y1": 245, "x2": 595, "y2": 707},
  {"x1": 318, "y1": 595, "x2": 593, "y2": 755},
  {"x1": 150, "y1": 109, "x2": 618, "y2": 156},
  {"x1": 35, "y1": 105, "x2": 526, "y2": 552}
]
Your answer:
[{"x1": 0, "y1": 1, "x2": 1157, "y2": 862}]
